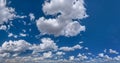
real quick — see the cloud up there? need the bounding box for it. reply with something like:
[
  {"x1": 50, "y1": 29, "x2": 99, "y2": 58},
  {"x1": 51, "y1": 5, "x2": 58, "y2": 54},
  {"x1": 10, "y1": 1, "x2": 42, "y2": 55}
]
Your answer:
[
  {"x1": 0, "y1": 0, "x2": 16, "y2": 25},
  {"x1": 69, "y1": 56, "x2": 75, "y2": 60},
  {"x1": 31, "y1": 38, "x2": 58, "y2": 54},
  {"x1": 0, "y1": 25, "x2": 7, "y2": 30},
  {"x1": 59, "y1": 44, "x2": 82, "y2": 51},
  {"x1": 19, "y1": 33, "x2": 27, "y2": 37},
  {"x1": 0, "y1": 38, "x2": 83, "y2": 59},
  {"x1": 43, "y1": 51, "x2": 52, "y2": 58},
  {"x1": 29, "y1": 13, "x2": 35, "y2": 21},
  {"x1": 109, "y1": 49, "x2": 119, "y2": 54},
  {"x1": 98, "y1": 53, "x2": 104, "y2": 57},
  {"x1": 0, "y1": 39, "x2": 119, "y2": 63},
  {"x1": 56, "y1": 51, "x2": 65, "y2": 56},
  {"x1": 77, "y1": 53, "x2": 88, "y2": 60},
  {"x1": 1, "y1": 40, "x2": 31, "y2": 54},
  {"x1": 8, "y1": 33, "x2": 18, "y2": 38},
  {"x1": 36, "y1": 0, "x2": 88, "y2": 37}
]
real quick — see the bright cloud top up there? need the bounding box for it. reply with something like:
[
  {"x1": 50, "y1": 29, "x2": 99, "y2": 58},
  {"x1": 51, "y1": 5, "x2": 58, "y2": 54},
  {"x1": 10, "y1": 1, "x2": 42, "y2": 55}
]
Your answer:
[{"x1": 36, "y1": 0, "x2": 88, "y2": 37}]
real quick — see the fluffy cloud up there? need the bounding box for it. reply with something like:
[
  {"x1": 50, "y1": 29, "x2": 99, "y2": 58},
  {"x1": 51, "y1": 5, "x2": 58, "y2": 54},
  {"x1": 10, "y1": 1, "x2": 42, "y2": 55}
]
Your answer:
[
  {"x1": 56, "y1": 51, "x2": 65, "y2": 56},
  {"x1": 69, "y1": 56, "x2": 75, "y2": 60},
  {"x1": 0, "y1": 39, "x2": 119, "y2": 63},
  {"x1": 1, "y1": 40, "x2": 31, "y2": 53},
  {"x1": 59, "y1": 44, "x2": 82, "y2": 51},
  {"x1": 77, "y1": 53, "x2": 88, "y2": 60},
  {"x1": 0, "y1": 38, "x2": 57, "y2": 57},
  {"x1": 43, "y1": 51, "x2": 52, "y2": 58},
  {"x1": 0, "y1": 38, "x2": 83, "y2": 59},
  {"x1": 31, "y1": 38, "x2": 58, "y2": 54},
  {"x1": 0, "y1": 0, "x2": 16, "y2": 24},
  {"x1": 36, "y1": 0, "x2": 88, "y2": 37}
]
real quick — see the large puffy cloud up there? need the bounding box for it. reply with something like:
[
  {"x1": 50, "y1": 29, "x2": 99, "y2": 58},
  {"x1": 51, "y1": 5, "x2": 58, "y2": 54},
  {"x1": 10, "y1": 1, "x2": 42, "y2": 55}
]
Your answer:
[
  {"x1": 0, "y1": 0, "x2": 16, "y2": 25},
  {"x1": 36, "y1": 0, "x2": 88, "y2": 37}
]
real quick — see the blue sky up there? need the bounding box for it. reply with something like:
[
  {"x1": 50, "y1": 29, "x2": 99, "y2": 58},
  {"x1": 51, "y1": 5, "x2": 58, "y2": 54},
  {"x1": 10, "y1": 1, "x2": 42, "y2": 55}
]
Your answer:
[{"x1": 0, "y1": 0, "x2": 120, "y2": 63}]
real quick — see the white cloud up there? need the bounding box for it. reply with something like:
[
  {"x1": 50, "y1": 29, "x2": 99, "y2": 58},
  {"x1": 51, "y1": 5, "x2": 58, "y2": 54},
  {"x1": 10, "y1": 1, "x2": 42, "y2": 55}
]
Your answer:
[
  {"x1": 29, "y1": 13, "x2": 35, "y2": 21},
  {"x1": 1, "y1": 40, "x2": 31, "y2": 53},
  {"x1": 31, "y1": 38, "x2": 58, "y2": 53},
  {"x1": 98, "y1": 53, "x2": 104, "y2": 57},
  {"x1": 0, "y1": 0, "x2": 16, "y2": 24},
  {"x1": 0, "y1": 39, "x2": 119, "y2": 63},
  {"x1": 56, "y1": 51, "x2": 65, "y2": 56},
  {"x1": 0, "y1": 25, "x2": 7, "y2": 30},
  {"x1": 43, "y1": 51, "x2": 52, "y2": 58},
  {"x1": 40, "y1": 38, "x2": 58, "y2": 50},
  {"x1": 36, "y1": 0, "x2": 88, "y2": 37},
  {"x1": 77, "y1": 53, "x2": 88, "y2": 60},
  {"x1": 114, "y1": 56, "x2": 120, "y2": 60},
  {"x1": 69, "y1": 56, "x2": 74, "y2": 60},
  {"x1": 104, "y1": 49, "x2": 107, "y2": 53},
  {"x1": 0, "y1": 53, "x2": 10, "y2": 58},
  {"x1": 8, "y1": 33, "x2": 18, "y2": 38},
  {"x1": 109, "y1": 49, "x2": 119, "y2": 54},
  {"x1": 59, "y1": 44, "x2": 82, "y2": 51},
  {"x1": 19, "y1": 33, "x2": 27, "y2": 37}
]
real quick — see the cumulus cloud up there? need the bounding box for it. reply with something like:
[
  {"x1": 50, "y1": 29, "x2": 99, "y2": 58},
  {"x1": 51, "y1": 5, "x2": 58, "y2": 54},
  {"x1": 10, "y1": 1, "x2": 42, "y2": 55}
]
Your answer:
[
  {"x1": 1, "y1": 40, "x2": 31, "y2": 53},
  {"x1": 0, "y1": 38, "x2": 83, "y2": 59},
  {"x1": 77, "y1": 53, "x2": 88, "y2": 60},
  {"x1": 43, "y1": 51, "x2": 52, "y2": 58},
  {"x1": 36, "y1": 0, "x2": 88, "y2": 37},
  {"x1": 31, "y1": 38, "x2": 58, "y2": 54},
  {"x1": 0, "y1": 0, "x2": 16, "y2": 25},
  {"x1": 0, "y1": 39, "x2": 119, "y2": 63},
  {"x1": 59, "y1": 44, "x2": 82, "y2": 51}
]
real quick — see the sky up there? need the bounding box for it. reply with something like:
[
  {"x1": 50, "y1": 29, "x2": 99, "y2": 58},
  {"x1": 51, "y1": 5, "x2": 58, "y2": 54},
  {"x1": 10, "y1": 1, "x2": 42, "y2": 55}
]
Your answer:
[{"x1": 0, "y1": 0, "x2": 120, "y2": 63}]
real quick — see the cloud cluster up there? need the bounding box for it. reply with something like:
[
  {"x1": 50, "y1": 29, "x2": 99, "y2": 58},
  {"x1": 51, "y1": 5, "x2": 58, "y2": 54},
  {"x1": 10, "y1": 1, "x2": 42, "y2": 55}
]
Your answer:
[
  {"x1": 0, "y1": 38, "x2": 82, "y2": 58},
  {"x1": 0, "y1": 38, "x2": 120, "y2": 63},
  {"x1": 0, "y1": 0, "x2": 16, "y2": 25},
  {"x1": 36, "y1": 0, "x2": 87, "y2": 37},
  {"x1": 0, "y1": 56, "x2": 120, "y2": 63},
  {"x1": 0, "y1": 40, "x2": 31, "y2": 58}
]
